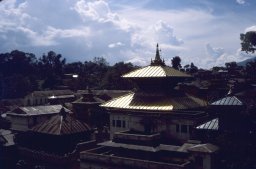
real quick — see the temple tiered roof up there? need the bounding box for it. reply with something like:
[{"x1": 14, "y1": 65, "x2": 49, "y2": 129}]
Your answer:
[
  {"x1": 101, "y1": 92, "x2": 206, "y2": 111},
  {"x1": 101, "y1": 44, "x2": 205, "y2": 112},
  {"x1": 122, "y1": 65, "x2": 191, "y2": 78},
  {"x1": 123, "y1": 44, "x2": 190, "y2": 79}
]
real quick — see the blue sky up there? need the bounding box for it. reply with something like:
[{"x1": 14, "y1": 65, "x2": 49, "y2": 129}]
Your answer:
[{"x1": 0, "y1": 0, "x2": 256, "y2": 68}]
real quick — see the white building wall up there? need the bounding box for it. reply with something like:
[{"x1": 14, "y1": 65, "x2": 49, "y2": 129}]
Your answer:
[
  {"x1": 8, "y1": 114, "x2": 54, "y2": 132},
  {"x1": 110, "y1": 113, "x2": 128, "y2": 139},
  {"x1": 167, "y1": 119, "x2": 194, "y2": 142},
  {"x1": 109, "y1": 111, "x2": 197, "y2": 142},
  {"x1": 9, "y1": 116, "x2": 29, "y2": 131},
  {"x1": 24, "y1": 96, "x2": 48, "y2": 106}
]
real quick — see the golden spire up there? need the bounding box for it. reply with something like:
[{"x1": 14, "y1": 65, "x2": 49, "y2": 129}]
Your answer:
[{"x1": 151, "y1": 43, "x2": 165, "y2": 66}]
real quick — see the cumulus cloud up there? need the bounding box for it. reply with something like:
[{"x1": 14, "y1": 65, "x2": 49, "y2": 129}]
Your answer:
[
  {"x1": 236, "y1": 0, "x2": 246, "y2": 5},
  {"x1": 108, "y1": 42, "x2": 125, "y2": 48},
  {"x1": 0, "y1": 0, "x2": 255, "y2": 68},
  {"x1": 204, "y1": 43, "x2": 255, "y2": 68},
  {"x1": 73, "y1": 0, "x2": 132, "y2": 31},
  {"x1": 245, "y1": 25, "x2": 256, "y2": 32},
  {"x1": 125, "y1": 57, "x2": 148, "y2": 66},
  {"x1": 206, "y1": 43, "x2": 225, "y2": 58}
]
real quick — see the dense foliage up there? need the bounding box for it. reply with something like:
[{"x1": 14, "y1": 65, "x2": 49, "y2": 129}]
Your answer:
[
  {"x1": 0, "y1": 49, "x2": 255, "y2": 99},
  {"x1": 240, "y1": 31, "x2": 256, "y2": 53},
  {"x1": 0, "y1": 50, "x2": 137, "y2": 99}
]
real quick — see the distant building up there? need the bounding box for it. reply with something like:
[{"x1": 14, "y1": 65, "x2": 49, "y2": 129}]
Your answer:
[
  {"x1": 15, "y1": 107, "x2": 92, "y2": 169},
  {"x1": 196, "y1": 84, "x2": 256, "y2": 141},
  {"x1": 24, "y1": 90, "x2": 75, "y2": 106},
  {"x1": 6, "y1": 105, "x2": 69, "y2": 132},
  {"x1": 73, "y1": 89, "x2": 131, "y2": 141},
  {"x1": 72, "y1": 89, "x2": 103, "y2": 123}
]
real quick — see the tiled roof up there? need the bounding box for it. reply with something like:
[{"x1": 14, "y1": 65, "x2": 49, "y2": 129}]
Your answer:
[
  {"x1": 196, "y1": 118, "x2": 219, "y2": 130},
  {"x1": 211, "y1": 96, "x2": 243, "y2": 106},
  {"x1": 122, "y1": 66, "x2": 191, "y2": 78},
  {"x1": 31, "y1": 113, "x2": 91, "y2": 135},
  {"x1": 101, "y1": 92, "x2": 206, "y2": 111},
  {"x1": 10, "y1": 105, "x2": 69, "y2": 116}
]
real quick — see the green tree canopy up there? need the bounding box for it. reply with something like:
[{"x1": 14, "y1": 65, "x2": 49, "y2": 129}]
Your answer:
[
  {"x1": 171, "y1": 56, "x2": 181, "y2": 70},
  {"x1": 240, "y1": 31, "x2": 256, "y2": 53}
]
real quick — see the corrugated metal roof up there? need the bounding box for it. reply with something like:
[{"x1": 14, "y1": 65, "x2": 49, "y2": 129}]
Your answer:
[
  {"x1": 187, "y1": 143, "x2": 219, "y2": 153},
  {"x1": 48, "y1": 95, "x2": 75, "y2": 99},
  {"x1": 211, "y1": 96, "x2": 243, "y2": 106},
  {"x1": 98, "y1": 141, "x2": 180, "y2": 152},
  {"x1": 11, "y1": 105, "x2": 69, "y2": 116},
  {"x1": 28, "y1": 90, "x2": 74, "y2": 97},
  {"x1": 196, "y1": 118, "x2": 219, "y2": 130},
  {"x1": 31, "y1": 113, "x2": 91, "y2": 135},
  {"x1": 101, "y1": 92, "x2": 206, "y2": 111},
  {"x1": 122, "y1": 66, "x2": 191, "y2": 78}
]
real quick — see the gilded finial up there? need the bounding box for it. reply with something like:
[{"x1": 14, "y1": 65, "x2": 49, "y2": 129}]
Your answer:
[{"x1": 151, "y1": 43, "x2": 165, "y2": 66}]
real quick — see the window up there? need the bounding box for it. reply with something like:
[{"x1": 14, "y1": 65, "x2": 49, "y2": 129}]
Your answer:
[
  {"x1": 116, "y1": 120, "x2": 121, "y2": 127},
  {"x1": 112, "y1": 120, "x2": 115, "y2": 127},
  {"x1": 181, "y1": 125, "x2": 187, "y2": 133},
  {"x1": 122, "y1": 121, "x2": 126, "y2": 128},
  {"x1": 176, "y1": 124, "x2": 180, "y2": 132}
]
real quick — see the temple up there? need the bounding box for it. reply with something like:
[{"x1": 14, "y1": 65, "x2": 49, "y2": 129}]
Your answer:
[
  {"x1": 102, "y1": 44, "x2": 206, "y2": 142},
  {"x1": 80, "y1": 44, "x2": 218, "y2": 169}
]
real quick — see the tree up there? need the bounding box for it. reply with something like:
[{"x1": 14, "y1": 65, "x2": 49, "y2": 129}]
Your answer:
[
  {"x1": 225, "y1": 61, "x2": 238, "y2": 75},
  {"x1": 171, "y1": 56, "x2": 181, "y2": 70},
  {"x1": 240, "y1": 31, "x2": 256, "y2": 53},
  {"x1": 38, "y1": 51, "x2": 66, "y2": 79},
  {"x1": 64, "y1": 62, "x2": 84, "y2": 75},
  {"x1": 190, "y1": 62, "x2": 198, "y2": 73},
  {"x1": 245, "y1": 60, "x2": 256, "y2": 80},
  {"x1": 101, "y1": 62, "x2": 135, "y2": 89}
]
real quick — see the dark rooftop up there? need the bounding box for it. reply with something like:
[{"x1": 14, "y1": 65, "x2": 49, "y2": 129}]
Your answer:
[
  {"x1": 31, "y1": 111, "x2": 91, "y2": 135},
  {"x1": 9, "y1": 105, "x2": 70, "y2": 116}
]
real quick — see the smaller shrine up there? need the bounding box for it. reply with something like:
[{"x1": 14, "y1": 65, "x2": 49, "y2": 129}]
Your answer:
[{"x1": 15, "y1": 106, "x2": 92, "y2": 168}]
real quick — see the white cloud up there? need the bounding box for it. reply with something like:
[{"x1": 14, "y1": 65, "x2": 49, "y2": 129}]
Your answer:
[
  {"x1": 0, "y1": 0, "x2": 255, "y2": 68},
  {"x1": 206, "y1": 43, "x2": 225, "y2": 58},
  {"x1": 125, "y1": 57, "x2": 148, "y2": 66},
  {"x1": 204, "y1": 43, "x2": 255, "y2": 68},
  {"x1": 73, "y1": 0, "x2": 111, "y2": 22},
  {"x1": 108, "y1": 42, "x2": 125, "y2": 48},
  {"x1": 73, "y1": 0, "x2": 132, "y2": 31},
  {"x1": 236, "y1": 0, "x2": 245, "y2": 5},
  {"x1": 245, "y1": 25, "x2": 256, "y2": 32}
]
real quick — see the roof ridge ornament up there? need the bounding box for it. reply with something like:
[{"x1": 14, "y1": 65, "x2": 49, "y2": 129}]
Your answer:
[{"x1": 151, "y1": 43, "x2": 165, "y2": 66}]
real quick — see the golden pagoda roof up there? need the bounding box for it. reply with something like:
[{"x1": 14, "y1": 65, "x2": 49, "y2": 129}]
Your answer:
[
  {"x1": 122, "y1": 65, "x2": 191, "y2": 78},
  {"x1": 101, "y1": 92, "x2": 206, "y2": 112}
]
